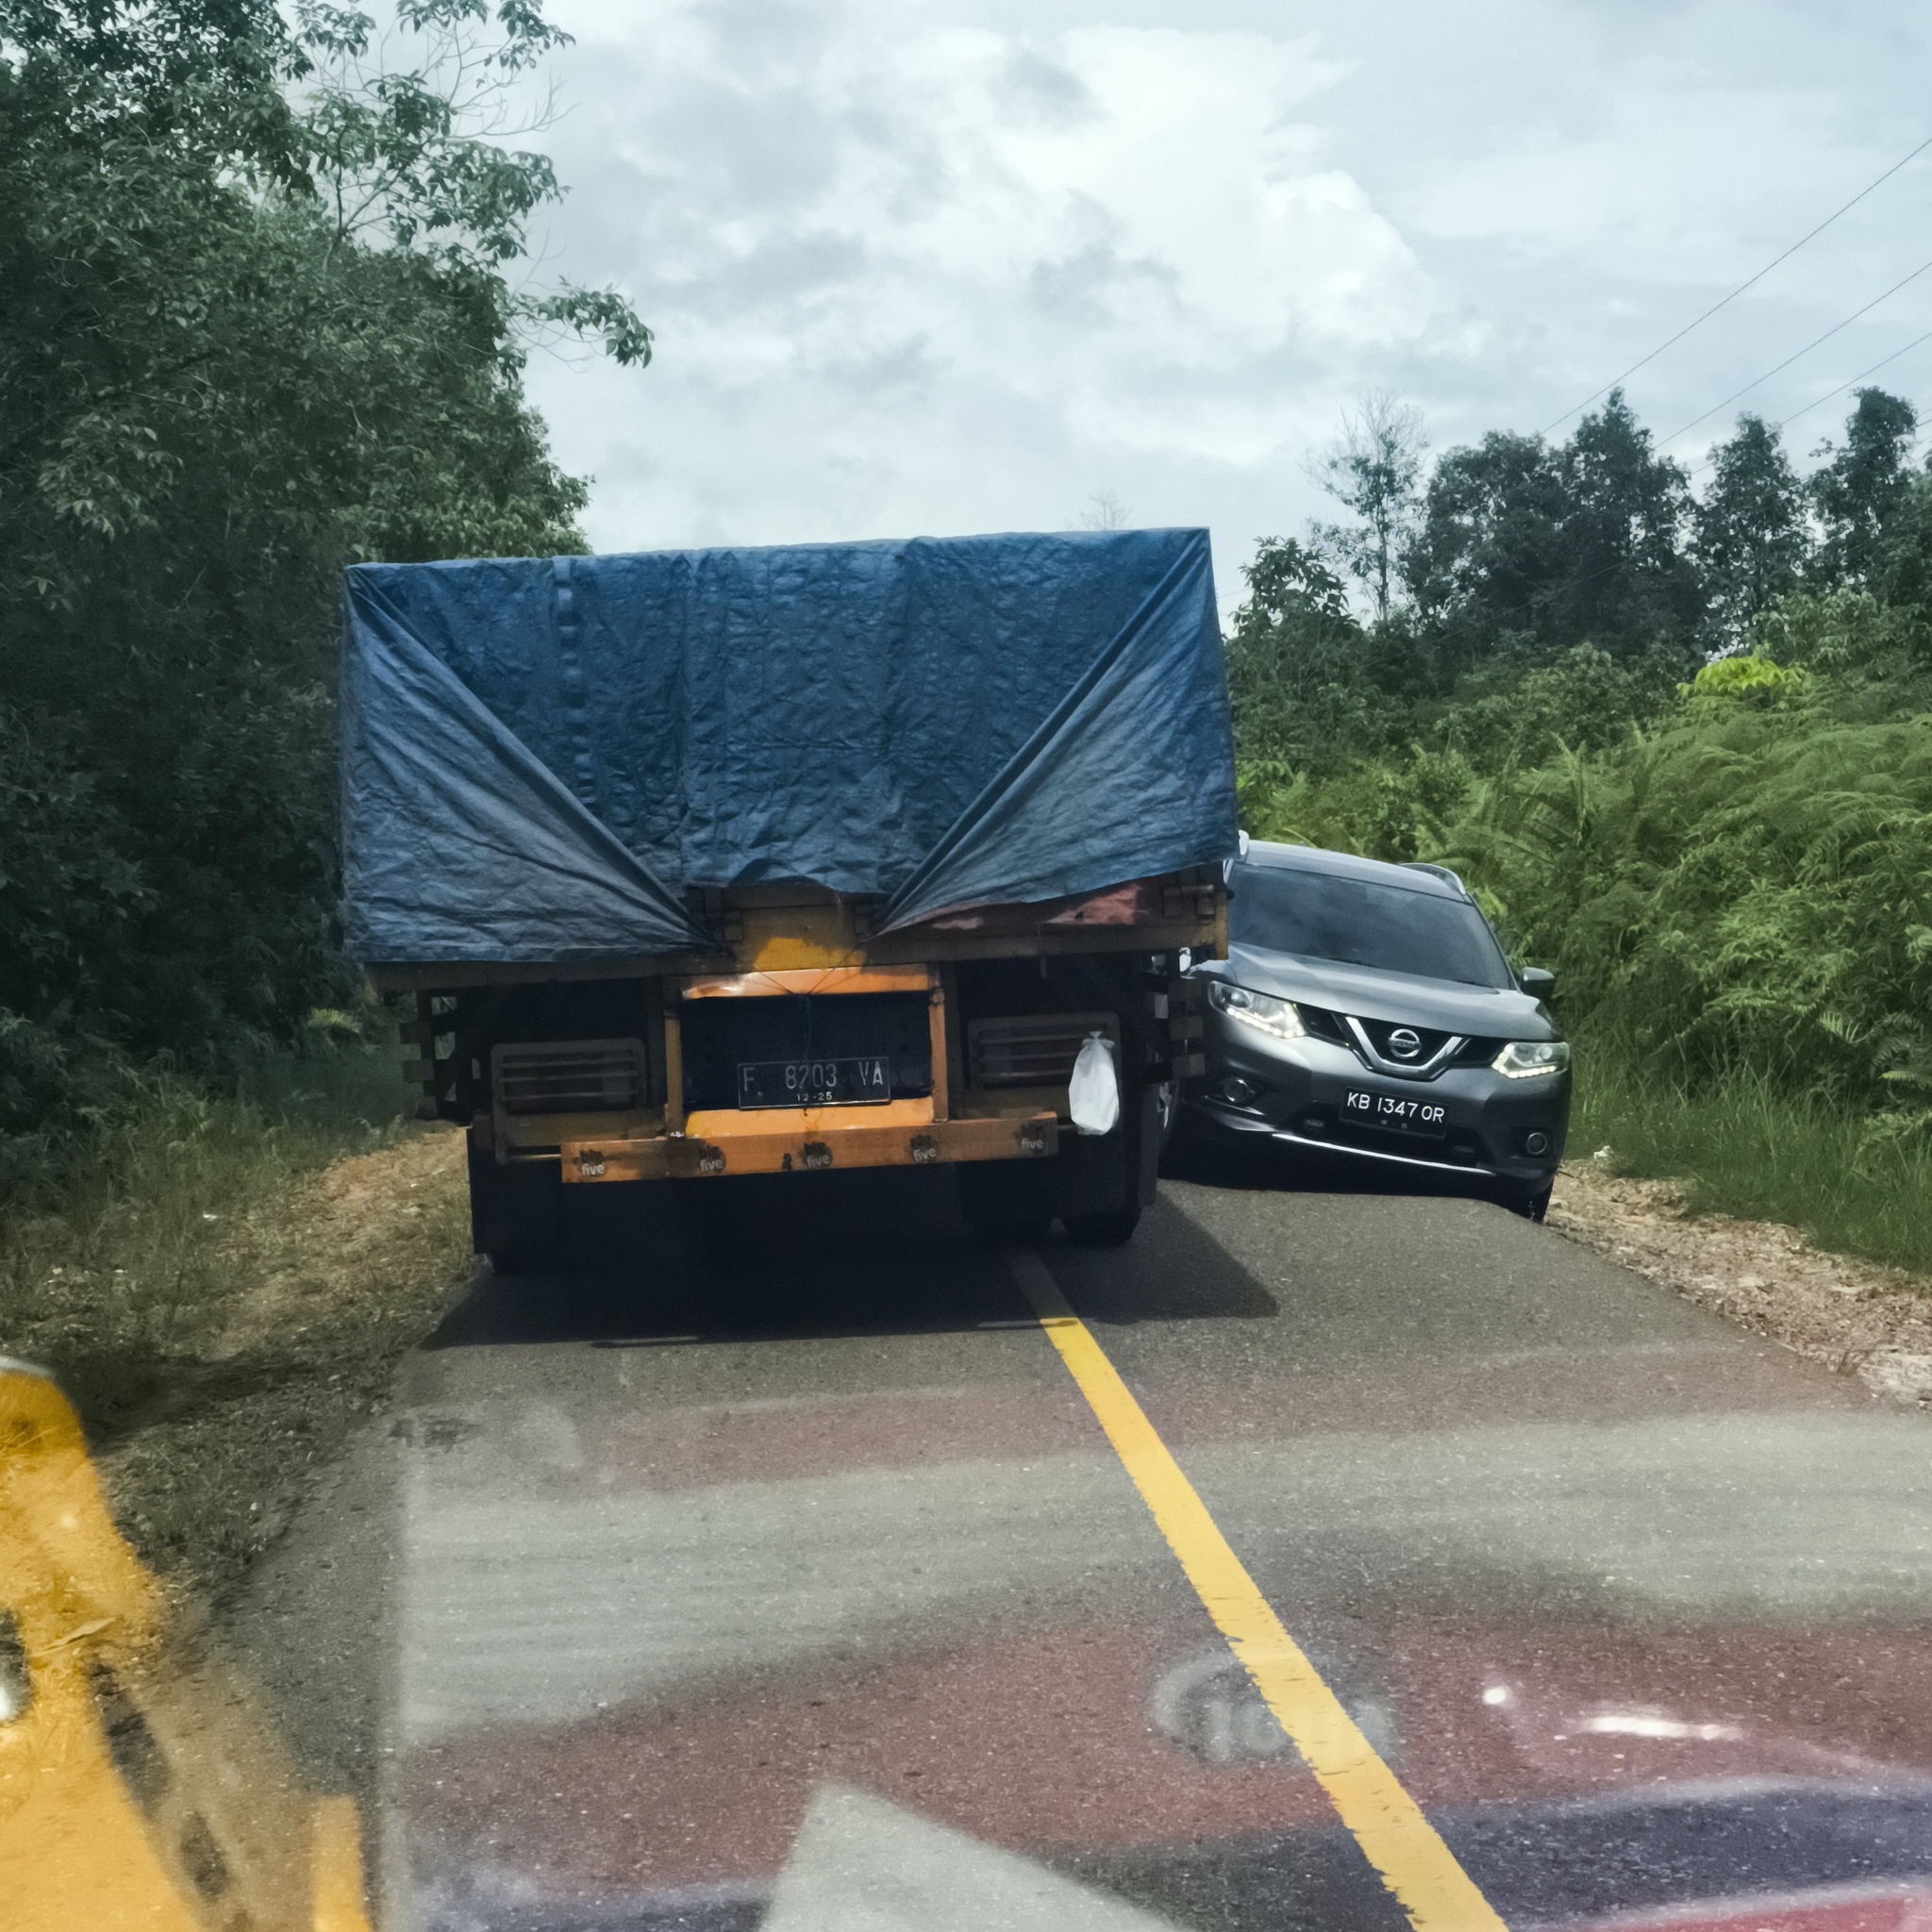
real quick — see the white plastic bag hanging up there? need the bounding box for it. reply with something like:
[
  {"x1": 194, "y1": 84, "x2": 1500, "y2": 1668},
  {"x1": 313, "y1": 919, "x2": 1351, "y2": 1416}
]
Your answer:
[{"x1": 1068, "y1": 1032, "x2": 1121, "y2": 1137}]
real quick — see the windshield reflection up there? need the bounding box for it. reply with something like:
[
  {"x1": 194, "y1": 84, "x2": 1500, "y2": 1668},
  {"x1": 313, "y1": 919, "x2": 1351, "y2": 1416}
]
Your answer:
[
  {"x1": 380, "y1": 1177, "x2": 1932, "y2": 1932},
  {"x1": 11, "y1": 1166, "x2": 1932, "y2": 1932},
  {"x1": 0, "y1": 1359, "x2": 373, "y2": 1932}
]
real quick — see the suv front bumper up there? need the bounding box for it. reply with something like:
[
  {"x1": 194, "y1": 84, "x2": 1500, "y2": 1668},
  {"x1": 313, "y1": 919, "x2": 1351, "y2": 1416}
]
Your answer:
[{"x1": 1185, "y1": 1023, "x2": 1568, "y2": 1188}]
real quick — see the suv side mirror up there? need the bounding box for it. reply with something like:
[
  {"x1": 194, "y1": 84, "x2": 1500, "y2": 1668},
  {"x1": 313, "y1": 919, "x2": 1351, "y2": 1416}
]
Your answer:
[{"x1": 1518, "y1": 966, "x2": 1556, "y2": 997}]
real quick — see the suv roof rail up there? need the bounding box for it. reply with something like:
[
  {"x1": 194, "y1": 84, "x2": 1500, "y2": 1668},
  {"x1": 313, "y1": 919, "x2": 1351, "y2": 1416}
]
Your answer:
[{"x1": 1401, "y1": 861, "x2": 1467, "y2": 894}]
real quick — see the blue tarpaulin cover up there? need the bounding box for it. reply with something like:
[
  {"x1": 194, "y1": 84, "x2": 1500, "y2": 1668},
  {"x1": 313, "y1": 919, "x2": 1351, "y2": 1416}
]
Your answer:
[{"x1": 340, "y1": 528, "x2": 1236, "y2": 961}]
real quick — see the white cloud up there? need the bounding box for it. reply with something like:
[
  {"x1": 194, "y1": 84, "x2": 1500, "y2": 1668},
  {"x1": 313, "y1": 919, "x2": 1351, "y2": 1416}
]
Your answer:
[
  {"x1": 524, "y1": 0, "x2": 1430, "y2": 585},
  {"x1": 519, "y1": 0, "x2": 1932, "y2": 598}
]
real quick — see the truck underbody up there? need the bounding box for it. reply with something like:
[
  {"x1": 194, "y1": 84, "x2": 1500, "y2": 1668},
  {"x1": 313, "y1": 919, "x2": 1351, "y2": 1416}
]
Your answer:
[{"x1": 369, "y1": 870, "x2": 1221, "y2": 1266}]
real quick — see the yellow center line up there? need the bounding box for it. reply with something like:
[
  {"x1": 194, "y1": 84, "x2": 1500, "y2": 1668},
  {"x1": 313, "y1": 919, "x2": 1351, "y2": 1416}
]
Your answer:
[{"x1": 1006, "y1": 1247, "x2": 1508, "y2": 1932}]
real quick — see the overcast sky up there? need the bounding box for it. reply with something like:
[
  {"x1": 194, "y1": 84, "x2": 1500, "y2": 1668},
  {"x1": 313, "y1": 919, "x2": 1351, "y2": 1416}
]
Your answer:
[{"x1": 513, "y1": 0, "x2": 1932, "y2": 608}]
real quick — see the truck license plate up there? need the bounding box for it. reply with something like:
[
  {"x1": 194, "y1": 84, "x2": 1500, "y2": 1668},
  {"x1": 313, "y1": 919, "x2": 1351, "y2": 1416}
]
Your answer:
[
  {"x1": 1343, "y1": 1089, "x2": 1447, "y2": 1137},
  {"x1": 737, "y1": 1057, "x2": 892, "y2": 1108}
]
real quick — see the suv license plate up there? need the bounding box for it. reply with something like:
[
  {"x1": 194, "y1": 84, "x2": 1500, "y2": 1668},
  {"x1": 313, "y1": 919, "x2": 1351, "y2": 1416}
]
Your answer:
[
  {"x1": 1343, "y1": 1089, "x2": 1447, "y2": 1138},
  {"x1": 738, "y1": 1057, "x2": 891, "y2": 1108}
]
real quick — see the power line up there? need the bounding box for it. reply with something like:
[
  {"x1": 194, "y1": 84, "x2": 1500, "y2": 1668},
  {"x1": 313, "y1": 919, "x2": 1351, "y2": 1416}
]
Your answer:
[
  {"x1": 1538, "y1": 129, "x2": 1932, "y2": 437},
  {"x1": 1687, "y1": 323, "x2": 1932, "y2": 479},
  {"x1": 1772, "y1": 328, "x2": 1932, "y2": 434},
  {"x1": 1534, "y1": 331, "x2": 1932, "y2": 579},
  {"x1": 1657, "y1": 251, "x2": 1932, "y2": 448},
  {"x1": 1457, "y1": 327, "x2": 1932, "y2": 604}
]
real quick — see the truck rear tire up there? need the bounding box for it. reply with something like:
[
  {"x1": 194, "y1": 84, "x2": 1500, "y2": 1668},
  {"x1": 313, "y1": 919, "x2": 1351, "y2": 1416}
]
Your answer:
[
  {"x1": 1052, "y1": 1071, "x2": 1157, "y2": 1243},
  {"x1": 468, "y1": 1134, "x2": 566, "y2": 1275},
  {"x1": 957, "y1": 1159, "x2": 1055, "y2": 1246},
  {"x1": 1061, "y1": 1200, "x2": 1142, "y2": 1245}
]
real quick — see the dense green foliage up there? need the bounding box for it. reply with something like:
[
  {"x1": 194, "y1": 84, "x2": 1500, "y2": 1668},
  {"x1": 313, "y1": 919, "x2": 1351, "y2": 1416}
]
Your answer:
[
  {"x1": 0, "y1": 0, "x2": 643, "y2": 1161},
  {"x1": 1233, "y1": 390, "x2": 1932, "y2": 1148}
]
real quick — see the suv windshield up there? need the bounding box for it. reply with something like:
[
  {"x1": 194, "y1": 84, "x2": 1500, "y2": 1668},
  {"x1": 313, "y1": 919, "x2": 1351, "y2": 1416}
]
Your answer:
[{"x1": 1230, "y1": 862, "x2": 1513, "y2": 988}]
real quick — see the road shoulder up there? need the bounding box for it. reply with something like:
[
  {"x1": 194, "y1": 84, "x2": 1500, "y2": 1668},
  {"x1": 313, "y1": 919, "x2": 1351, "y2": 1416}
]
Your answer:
[{"x1": 1550, "y1": 1158, "x2": 1932, "y2": 1406}]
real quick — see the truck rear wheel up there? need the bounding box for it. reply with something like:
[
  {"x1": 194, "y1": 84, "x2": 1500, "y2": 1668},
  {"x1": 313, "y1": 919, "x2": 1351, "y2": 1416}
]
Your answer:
[
  {"x1": 468, "y1": 1134, "x2": 565, "y2": 1275},
  {"x1": 956, "y1": 1159, "x2": 1055, "y2": 1246},
  {"x1": 1052, "y1": 1069, "x2": 1158, "y2": 1244},
  {"x1": 1061, "y1": 1200, "x2": 1142, "y2": 1245}
]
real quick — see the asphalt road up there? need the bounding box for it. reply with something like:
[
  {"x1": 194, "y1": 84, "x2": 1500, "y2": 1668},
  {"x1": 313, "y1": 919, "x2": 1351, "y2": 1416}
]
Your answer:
[{"x1": 234, "y1": 1143, "x2": 1932, "y2": 1932}]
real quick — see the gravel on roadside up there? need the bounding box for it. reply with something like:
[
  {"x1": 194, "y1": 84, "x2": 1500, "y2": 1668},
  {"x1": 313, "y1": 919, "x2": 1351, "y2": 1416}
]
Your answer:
[{"x1": 1549, "y1": 1157, "x2": 1932, "y2": 1406}]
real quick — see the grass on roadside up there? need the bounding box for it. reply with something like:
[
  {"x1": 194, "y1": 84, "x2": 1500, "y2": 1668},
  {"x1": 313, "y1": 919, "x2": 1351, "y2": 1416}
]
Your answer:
[
  {"x1": 0, "y1": 1041, "x2": 475, "y2": 1599},
  {"x1": 1575, "y1": 1049, "x2": 1932, "y2": 1280},
  {"x1": 0, "y1": 1046, "x2": 409, "y2": 1413}
]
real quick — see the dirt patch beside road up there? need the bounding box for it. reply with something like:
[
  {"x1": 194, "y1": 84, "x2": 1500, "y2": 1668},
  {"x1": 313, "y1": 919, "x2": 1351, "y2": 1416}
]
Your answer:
[
  {"x1": 1550, "y1": 1158, "x2": 1932, "y2": 1405},
  {"x1": 94, "y1": 1125, "x2": 475, "y2": 1604}
]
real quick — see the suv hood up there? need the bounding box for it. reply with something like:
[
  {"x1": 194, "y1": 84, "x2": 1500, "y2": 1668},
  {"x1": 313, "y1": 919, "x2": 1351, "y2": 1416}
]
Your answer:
[{"x1": 1216, "y1": 942, "x2": 1556, "y2": 1041}]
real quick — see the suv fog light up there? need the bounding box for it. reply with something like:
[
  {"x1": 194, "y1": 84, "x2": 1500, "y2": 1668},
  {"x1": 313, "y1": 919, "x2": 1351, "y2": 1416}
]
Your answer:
[
  {"x1": 1524, "y1": 1131, "x2": 1551, "y2": 1157},
  {"x1": 1214, "y1": 1075, "x2": 1257, "y2": 1107}
]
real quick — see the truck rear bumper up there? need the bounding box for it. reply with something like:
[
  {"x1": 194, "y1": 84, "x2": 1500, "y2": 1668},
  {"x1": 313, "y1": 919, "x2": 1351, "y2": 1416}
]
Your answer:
[{"x1": 557, "y1": 1112, "x2": 1059, "y2": 1182}]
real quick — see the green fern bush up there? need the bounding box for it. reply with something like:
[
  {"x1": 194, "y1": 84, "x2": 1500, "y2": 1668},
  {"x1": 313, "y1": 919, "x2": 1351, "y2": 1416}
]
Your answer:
[{"x1": 1444, "y1": 705, "x2": 1932, "y2": 1110}]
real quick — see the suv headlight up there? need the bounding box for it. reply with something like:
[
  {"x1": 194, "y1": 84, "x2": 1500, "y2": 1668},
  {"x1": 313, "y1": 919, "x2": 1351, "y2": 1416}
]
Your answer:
[
  {"x1": 1491, "y1": 1040, "x2": 1571, "y2": 1079},
  {"x1": 1207, "y1": 980, "x2": 1307, "y2": 1041}
]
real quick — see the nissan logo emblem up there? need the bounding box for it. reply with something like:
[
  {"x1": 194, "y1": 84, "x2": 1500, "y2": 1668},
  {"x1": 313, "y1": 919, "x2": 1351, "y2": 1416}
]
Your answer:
[{"x1": 1387, "y1": 1027, "x2": 1423, "y2": 1060}]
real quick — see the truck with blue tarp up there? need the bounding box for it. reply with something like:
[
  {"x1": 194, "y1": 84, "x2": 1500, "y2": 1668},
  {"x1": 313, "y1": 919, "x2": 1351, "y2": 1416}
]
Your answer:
[{"x1": 339, "y1": 527, "x2": 1238, "y2": 1264}]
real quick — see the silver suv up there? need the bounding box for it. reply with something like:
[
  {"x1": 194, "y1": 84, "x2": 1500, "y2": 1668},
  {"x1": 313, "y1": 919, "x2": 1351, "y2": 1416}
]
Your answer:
[{"x1": 1184, "y1": 840, "x2": 1570, "y2": 1217}]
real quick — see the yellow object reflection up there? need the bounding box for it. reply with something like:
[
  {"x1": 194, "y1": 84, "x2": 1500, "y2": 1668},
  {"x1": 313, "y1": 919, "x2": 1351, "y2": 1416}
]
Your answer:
[{"x1": 0, "y1": 1357, "x2": 373, "y2": 1932}]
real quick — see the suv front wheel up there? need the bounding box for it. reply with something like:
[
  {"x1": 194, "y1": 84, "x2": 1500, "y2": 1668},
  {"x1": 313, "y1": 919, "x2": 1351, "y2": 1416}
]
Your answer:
[{"x1": 1494, "y1": 1180, "x2": 1552, "y2": 1223}]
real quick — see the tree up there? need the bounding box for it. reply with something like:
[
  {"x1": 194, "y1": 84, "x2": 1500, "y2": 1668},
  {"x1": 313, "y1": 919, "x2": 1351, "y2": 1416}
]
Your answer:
[
  {"x1": 1405, "y1": 392, "x2": 1700, "y2": 668},
  {"x1": 1307, "y1": 391, "x2": 1427, "y2": 623},
  {"x1": 1078, "y1": 489, "x2": 1129, "y2": 530},
  {"x1": 1810, "y1": 388, "x2": 1917, "y2": 588},
  {"x1": 1403, "y1": 430, "x2": 1567, "y2": 674},
  {"x1": 1871, "y1": 475, "x2": 1932, "y2": 665},
  {"x1": 1546, "y1": 391, "x2": 1700, "y2": 653},
  {"x1": 286, "y1": 1, "x2": 651, "y2": 364},
  {"x1": 1694, "y1": 414, "x2": 1807, "y2": 640},
  {"x1": 1223, "y1": 539, "x2": 1377, "y2": 773},
  {"x1": 0, "y1": 0, "x2": 646, "y2": 1068},
  {"x1": 1241, "y1": 535, "x2": 1354, "y2": 626}
]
